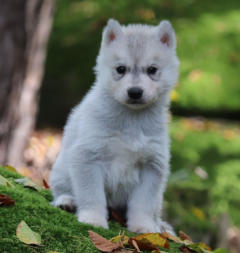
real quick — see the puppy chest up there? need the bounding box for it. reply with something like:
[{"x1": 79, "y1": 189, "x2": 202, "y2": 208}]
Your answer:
[{"x1": 104, "y1": 135, "x2": 153, "y2": 189}]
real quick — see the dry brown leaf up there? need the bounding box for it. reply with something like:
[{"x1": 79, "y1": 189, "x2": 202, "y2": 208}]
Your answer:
[
  {"x1": 162, "y1": 232, "x2": 183, "y2": 244},
  {"x1": 179, "y1": 245, "x2": 194, "y2": 253},
  {"x1": 113, "y1": 250, "x2": 134, "y2": 253},
  {"x1": 131, "y1": 239, "x2": 140, "y2": 253},
  {"x1": 151, "y1": 250, "x2": 168, "y2": 253},
  {"x1": 0, "y1": 194, "x2": 15, "y2": 206},
  {"x1": 88, "y1": 230, "x2": 122, "y2": 252},
  {"x1": 110, "y1": 209, "x2": 126, "y2": 227},
  {"x1": 179, "y1": 231, "x2": 193, "y2": 242},
  {"x1": 43, "y1": 179, "x2": 50, "y2": 189}
]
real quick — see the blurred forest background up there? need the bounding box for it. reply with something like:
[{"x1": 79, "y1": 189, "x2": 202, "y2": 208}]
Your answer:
[{"x1": 0, "y1": 0, "x2": 240, "y2": 252}]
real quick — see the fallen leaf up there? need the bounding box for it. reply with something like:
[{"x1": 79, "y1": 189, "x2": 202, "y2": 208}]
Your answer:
[
  {"x1": 151, "y1": 250, "x2": 168, "y2": 253},
  {"x1": 43, "y1": 179, "x2": 50, "y2": 189},
  {"x1": 179, "y1": 245, "x2": 195, "y2": 253},
  {"x1": 110, "y1": 234, "x2": 129, "y2": 245},
  {"x1": 3, "y1": 165, "x2": 18, "y2": 173},
  {"x1": 0, "y1": 194, "x2": 15, "y2": 206},
  {"x1": 131, "y1": 239, "x2": 140, "y2": 253},
  {"x1": 162, "y1": 232, "x2": 183, "y2": 244},
  {"x1": 88, "y1": 230, "x2": 121, "y2": 252},
  {"x1": 113, "y1": 250, "x2": 134, "y2": 253},
  {"x1": 16, "y1": 220, "x2": 42, "y2": 246},
  {"x1": 188, "y1": 243, "x2": 212, "y2": 253},
  {"x1": 0, "y1": 174, "x2": 15, "y2": 187},
  {"x1": 14, "y1": 178, "x2": 41, "y2": 191},
  {"x1": 129, "y1": 233, "x2": 169, "y2": 251},
  {"x1": 109, "y1": 209, "x2": 126, "y2": 227},
  {"x1": 179, "y1": 231, "x2": 193, "y2": 242}
]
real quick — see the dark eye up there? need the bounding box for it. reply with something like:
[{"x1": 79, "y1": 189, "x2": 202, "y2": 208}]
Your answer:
[
  {"x1": 116, "y1": 66, "x2": 126, "y2": 74},
  {"x1": 147, "y1": 66, "x2": 158, "y2": 75}
]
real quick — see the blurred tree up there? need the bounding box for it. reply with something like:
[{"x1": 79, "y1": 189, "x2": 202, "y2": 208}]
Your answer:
[{"x1": 0, "y1": 0, "x2": 55, "y2": 167}]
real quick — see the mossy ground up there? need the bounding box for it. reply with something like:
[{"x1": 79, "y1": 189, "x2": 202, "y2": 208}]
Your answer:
[{"x1": 0, "y1": 167, "x2": 181, "y2": 253}]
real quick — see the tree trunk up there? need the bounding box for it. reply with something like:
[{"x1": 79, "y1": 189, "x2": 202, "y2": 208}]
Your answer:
[{"x1": 0, "y1": 0, "x2": 55, "y2": 167}]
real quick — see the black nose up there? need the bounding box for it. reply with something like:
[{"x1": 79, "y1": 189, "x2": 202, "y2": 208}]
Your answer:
[{"x1": 128, "y1": 87, "x2": 143, "y2": 100}]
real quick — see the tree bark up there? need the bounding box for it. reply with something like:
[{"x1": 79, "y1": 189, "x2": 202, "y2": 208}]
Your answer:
[{"x1": 0, "y1": 0, "x2": 55, "y2": 167}]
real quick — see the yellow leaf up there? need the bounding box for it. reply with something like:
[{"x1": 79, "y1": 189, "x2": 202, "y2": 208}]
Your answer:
[
  {"x1": 110, "y1": 235, "x2": 129, "y2": 245},
  {"x1": 192, "y1": 207, "x2": 205, "y2": 221},
  {"x1": 170, "y1": 90, "x2": 179, "y2": 101},
  {"x1": 16, "y1": 220, "x2": 41, "y2": 246},
  {"x1": 130, "y1": 233, "x2": 169, "y2": 250},
  {"x1": 3, "y1": 165, "x2": 18, "y2": 173}
]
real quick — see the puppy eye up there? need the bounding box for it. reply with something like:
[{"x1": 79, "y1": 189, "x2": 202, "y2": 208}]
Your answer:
[
  {"x1": 116, "y1": 66, "x2": 126, "y2": 75},
  {"x1": 147, "y1": 66, "x2": 158, "y2": 75}
]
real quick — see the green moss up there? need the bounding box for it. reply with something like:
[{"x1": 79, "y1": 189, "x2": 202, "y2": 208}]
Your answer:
[
  {"x1": 166, "y1": 118, "x2": 240, "y2": 241},
  {"x1": 0, "y1": 167, "x2": 181, "y2": 253}
]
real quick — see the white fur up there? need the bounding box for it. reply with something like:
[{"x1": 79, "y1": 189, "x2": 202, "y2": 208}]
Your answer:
[{"x1": 50, "y1": 19, "x2": 179, "y2": 234}]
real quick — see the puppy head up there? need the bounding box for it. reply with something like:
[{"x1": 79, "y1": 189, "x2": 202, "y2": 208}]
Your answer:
[{"x1": 96, "y1": 19, "x2": 179, "y2": 109}]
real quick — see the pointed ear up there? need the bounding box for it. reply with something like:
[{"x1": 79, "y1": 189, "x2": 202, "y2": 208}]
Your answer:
[
  {"x1": 102, "y1": 19, "x2": 123, "y2": 45},
  {"x1": 157, "y1": 20, "x2": 176, "y2": 49}
]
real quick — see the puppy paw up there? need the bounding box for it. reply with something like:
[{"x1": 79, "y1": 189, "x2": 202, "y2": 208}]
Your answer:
[
  {"x1": 52, "y1": 194, "x2": 76, "y2": 213},
  {"x1": 158, "y1": 220, "x2": 176, "y2": 235},
  {"x1": 78, "y1": 210, "x2": 108, "y2": 229},
  {"x1": 127, "y1": 214, "x2": 159, "y2": 233}
]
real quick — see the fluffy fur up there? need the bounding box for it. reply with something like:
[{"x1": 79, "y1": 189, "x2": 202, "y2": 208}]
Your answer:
[{"x1": 50, "y1": 19, "x2": 179, "y2": 234}]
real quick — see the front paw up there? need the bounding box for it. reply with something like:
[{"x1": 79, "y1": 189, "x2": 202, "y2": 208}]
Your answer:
[
  {"x1": 158, "y1": 220, "x2": 176, "y2": 236},
  {"x1": 127, "y1": 214, "x2": 159, "y2": 233},
  {"x1": 78, "y1": 210, "x2": 108, "y2": 229}
]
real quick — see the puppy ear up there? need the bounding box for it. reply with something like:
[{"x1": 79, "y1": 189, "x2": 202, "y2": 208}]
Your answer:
[
  {"x1": 102, "y1": 19, "x2": 123, "y2": 45},
  {"x1": 157, "y1": 20, "x2": 176, "y2": 49}
]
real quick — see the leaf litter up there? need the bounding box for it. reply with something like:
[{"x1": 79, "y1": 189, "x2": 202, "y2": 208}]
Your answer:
[
  {"x1": 0, "y1": 173, "x2": 15, "y2": 187},
  {"x1": 89, "y1": 230, "x2": 225, "y2": 253},
  {"x1": 16, "y1": 220, "x2": 42, "y2": 246},
  {"x1": 0, "y1": 194, "x2": 14, "y2": 206},
  {"x1": 88, "y1": 230, "x2": 123, "y2": 252},
  {"x1": 14, "y1": 177, "x2": 42, "y2": 191}
]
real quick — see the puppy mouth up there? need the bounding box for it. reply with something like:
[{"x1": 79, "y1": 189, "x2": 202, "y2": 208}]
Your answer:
[
  {"x1": 126, "y1": 99, "x2": 145, "y2": 105},
  {"x1": 125, "y1": 99, "x2": 149, "y2": 109}
]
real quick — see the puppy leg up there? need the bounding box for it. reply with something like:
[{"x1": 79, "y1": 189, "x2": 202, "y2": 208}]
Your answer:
[
  {"x1": 127, "y1": 162, "x2": 174, "y2": 234},
  {"x1": 50, "y1": 156, "x2": 76, "y2": 213},
  {"x1": 69, "y1": 147, "x2": 108, "y2": 229}
]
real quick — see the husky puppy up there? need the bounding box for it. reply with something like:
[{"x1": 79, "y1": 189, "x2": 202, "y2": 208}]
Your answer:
[{"x1": 50, "y1": 19, "x2": 179, "y2": 234}]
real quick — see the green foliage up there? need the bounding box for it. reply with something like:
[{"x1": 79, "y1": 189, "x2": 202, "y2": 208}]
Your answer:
[
  {"x1": 39, "y1": 0, "x2": 240, "y2": 126},
  {"x1": 166, "y1": 118, "x2": 240, "y2": 241}
]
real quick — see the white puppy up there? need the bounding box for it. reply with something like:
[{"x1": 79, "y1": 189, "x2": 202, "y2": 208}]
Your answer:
[{"x1": 50, "y1": 19, "x2": 179, "y2": 234}]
